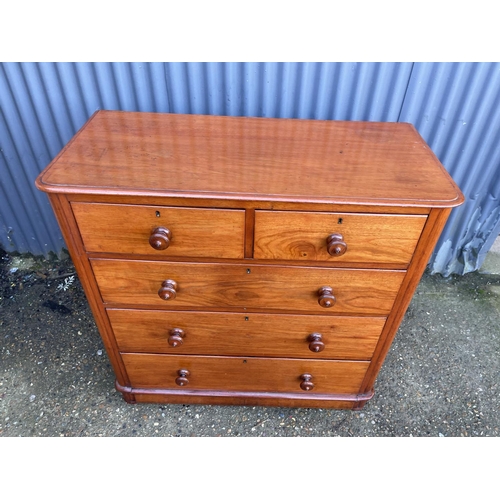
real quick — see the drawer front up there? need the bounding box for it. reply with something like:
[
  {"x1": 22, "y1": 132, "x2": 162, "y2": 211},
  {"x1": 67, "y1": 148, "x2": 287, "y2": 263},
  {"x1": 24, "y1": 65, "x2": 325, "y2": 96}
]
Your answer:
[
  {"x1": 91, "y1": 259, "x2": 405, "y2": 315},
  {"x1": 254, "y1": 210, "x2": 426, "y2": 265},
  {"x1": 122, "y1": 353, "x2": 370, "y2": 394},
  {"x1": 109, "y1": 309, "x2": 386, "y2": 360},
  {"x1": 71, "y1": 202, "x2": 245, "y2": 258}
]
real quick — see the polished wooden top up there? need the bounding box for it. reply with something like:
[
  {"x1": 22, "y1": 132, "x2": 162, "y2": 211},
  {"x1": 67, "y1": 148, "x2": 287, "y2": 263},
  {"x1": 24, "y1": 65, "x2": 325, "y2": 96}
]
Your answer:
[{"x1": 36, "y1": 110, "x2": 464, "y2": 207}]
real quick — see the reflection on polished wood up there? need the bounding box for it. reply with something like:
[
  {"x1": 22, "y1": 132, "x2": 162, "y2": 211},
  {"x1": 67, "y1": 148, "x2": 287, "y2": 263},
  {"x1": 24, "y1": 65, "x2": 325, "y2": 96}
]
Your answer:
[{"x1": 37, "y1": 111, "x2": 464, "y2": 207}]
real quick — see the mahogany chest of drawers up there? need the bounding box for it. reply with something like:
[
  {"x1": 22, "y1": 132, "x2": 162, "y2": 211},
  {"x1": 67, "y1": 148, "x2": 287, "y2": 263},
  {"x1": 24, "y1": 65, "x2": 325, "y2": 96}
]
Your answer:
[{"x1": 36, "y1": 111, "x2": 464, "y2": 409}]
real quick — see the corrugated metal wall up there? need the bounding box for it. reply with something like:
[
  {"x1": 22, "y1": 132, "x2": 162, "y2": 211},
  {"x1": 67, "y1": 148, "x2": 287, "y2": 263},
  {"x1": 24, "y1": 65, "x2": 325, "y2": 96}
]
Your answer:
[
  {"x1": 1, "y1": 62, "x2": 499, "y2": 275},
  {"x1": 399, "y1": 62, "x2": 500, "y2": 274}
]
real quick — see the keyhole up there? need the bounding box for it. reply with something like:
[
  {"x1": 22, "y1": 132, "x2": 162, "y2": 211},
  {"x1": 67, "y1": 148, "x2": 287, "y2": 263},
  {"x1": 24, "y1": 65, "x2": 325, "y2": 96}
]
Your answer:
[
  {"x1": 338, "y1": 218, "x2": 343, "y2": 224},
  {"x1": 155, "y1": 211, "x2": 160, "y2": 217},
  {"x1": 246, "y1": 268, "x2": 251, "y2": 274}
]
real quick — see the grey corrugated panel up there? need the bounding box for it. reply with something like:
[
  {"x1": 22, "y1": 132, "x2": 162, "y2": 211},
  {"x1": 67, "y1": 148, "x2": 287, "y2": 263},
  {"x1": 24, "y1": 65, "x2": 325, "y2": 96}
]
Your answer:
[
  {"x1": 1, "y1": 62, "x2": 498, "y2": 276},
  {"x1": 162, "y1": 62, "x2": 413, "y2": 120},
  {"x1": 0, "y1": 62, "x2": 412, "y2": 258},
  {"x1": 0, "y1": 63, "x2": 66, "y2": 255},
  {"x1": 399, "y1": 62, "x2": 500, "y2": 275}
]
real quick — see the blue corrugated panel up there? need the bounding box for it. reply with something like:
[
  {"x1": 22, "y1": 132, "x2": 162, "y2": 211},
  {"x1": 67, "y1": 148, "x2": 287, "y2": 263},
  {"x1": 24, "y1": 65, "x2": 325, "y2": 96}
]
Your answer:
[
  {"x1": 163, "y1": 62, "x2": 413, "y2": 120},
  {"x1": 400, "y1": 62, "x2": 500, "y2": 275},
  {"x1": 1, "y1": 62, "x2": 499, "y2": 276},
  {"x1": 0, "y1": 63, "x2": 69, "y2": 255}
]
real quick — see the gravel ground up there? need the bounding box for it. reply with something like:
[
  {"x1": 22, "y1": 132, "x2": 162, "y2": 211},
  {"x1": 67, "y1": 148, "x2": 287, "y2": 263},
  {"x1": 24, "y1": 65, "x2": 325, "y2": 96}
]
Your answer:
[{"x1": 1, "y1": 248, "x2": 499, "y2": 438}]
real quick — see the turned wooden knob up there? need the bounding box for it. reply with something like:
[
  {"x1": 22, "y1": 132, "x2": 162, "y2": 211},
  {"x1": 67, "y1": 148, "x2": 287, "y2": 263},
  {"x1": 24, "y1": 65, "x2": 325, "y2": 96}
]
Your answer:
[
  {"x1": 317, "y1": 286, "x2": 336, "y2": 308},
  {"x1": 149, "y1": 227, "x2": 172, "y2": 250},
  {"x1": 175, "y1": 369, "x2": 190, "y2": 386},
  {"x1": 168, "y1": 328, "x2": 185, "y2": 347},
  {"x1": 308, "y1": 333, "x2": 325, "y2": 352},
  {"x1": 158, "y1": 279, "x2": 178, "y2": 300},
  {"x1": 300, "y1": 373, "x2": 314, "y2": 391},
  {"x1": 326, "y1": 233, "x2": 347, "y2": 256}
]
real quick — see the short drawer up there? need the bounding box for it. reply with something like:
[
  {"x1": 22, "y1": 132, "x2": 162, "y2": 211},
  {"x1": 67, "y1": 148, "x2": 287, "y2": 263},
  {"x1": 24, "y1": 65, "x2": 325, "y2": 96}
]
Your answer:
[
  {"x1": 91, "y1": 259, "x2": 405, "y2": 315},
  {"x1": 121, "y1": 353, "x2": 370, "y2": 394},
  {"x1": 71, "y1": 202, "x2": 245, "y2": 258},
  {"x1": 254, "y1": 210, "x2": 426, "y2": 266},
  {"x1": 109, "y1": 309, "x2": 386, "y2": 360}
]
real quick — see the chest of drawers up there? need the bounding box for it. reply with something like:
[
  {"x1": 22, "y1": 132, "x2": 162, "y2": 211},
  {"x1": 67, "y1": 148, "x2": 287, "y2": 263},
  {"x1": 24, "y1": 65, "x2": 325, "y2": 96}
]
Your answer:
[{"x1": 36, "y1": 111, "x2": 464, "y2": 409}]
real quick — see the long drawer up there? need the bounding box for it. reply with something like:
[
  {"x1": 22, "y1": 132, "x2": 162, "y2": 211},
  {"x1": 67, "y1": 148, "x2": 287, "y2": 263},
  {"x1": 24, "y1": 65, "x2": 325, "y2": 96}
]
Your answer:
[
  {"x1": 109, "y1": 309, "x2": 386, "y2": 360},
  {"x1": 91, "y1": 259, "x2": 405, "y2": 315},
  {"x1": 71, "y1": 202, "x2": 246, "y2": 259},
  {"x1": 254, "y1": 210, "x2": 426, "y2": 266},
  {"x1": 121, "y1": 353, "x2": 370, "y2": 394}
]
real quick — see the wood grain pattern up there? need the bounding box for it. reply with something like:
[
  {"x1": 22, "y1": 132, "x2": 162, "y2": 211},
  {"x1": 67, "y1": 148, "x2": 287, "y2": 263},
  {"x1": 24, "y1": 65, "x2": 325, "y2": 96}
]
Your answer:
[
  {"x1": 244, "y1": 208, "x2": 255, "y2": 258},
  {"x1": 36, "y1": 111, "x2": 464, "y2": 208},
  {"x1": 71, "y1": 202, "x2": 245, "y2": 258},
  {"x1": 91, "y1": 259, "x2": 405, "y2": 315},
  {"x1": 121, "y1": 353, "x2": 370, "y2": 394},
  {"x1": 108, "y1": 309, "x2": 386, "y2": 360},
  {"x1": 254, "y1": 210, "x2": 427, "y2": 265}
]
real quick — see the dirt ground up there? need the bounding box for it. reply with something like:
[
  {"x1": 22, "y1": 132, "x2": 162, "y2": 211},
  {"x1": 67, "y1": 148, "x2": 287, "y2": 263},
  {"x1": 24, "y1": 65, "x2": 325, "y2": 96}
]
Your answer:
[{"x1": 1, "y1": 247, "x2": 499, "y2": 437}]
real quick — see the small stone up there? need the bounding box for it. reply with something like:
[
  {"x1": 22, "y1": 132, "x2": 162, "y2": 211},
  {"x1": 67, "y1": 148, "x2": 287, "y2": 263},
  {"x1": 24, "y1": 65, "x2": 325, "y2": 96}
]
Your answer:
[
  {"x1": 29, "y1": 395, "x2": 36, "y2": 402},
  {"x1": 97, "y1": 350, "x2": 102, "y2": 355}
]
